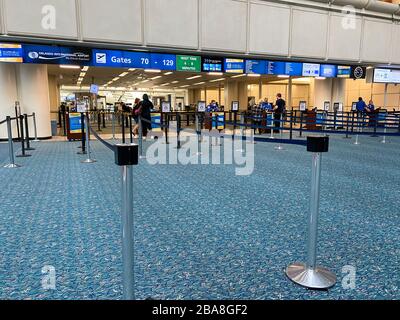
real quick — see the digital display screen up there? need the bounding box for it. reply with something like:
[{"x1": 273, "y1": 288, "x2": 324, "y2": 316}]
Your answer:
[
  {"x1": 267, "y1": 61, "x2": 286, "y2": 75},
  {"x1": 0, "y1": 43, "x2": 23, "y2": 63},
  {"x1": 162, "y1": 101, "x2": 171, "y2": 113},
  {"x1": 302, "y1": 63, "x2": 321, "y2": 77},
  {"x1": 198, "y1": 101, "x2": 206, "y2": 112},
  {"x1": 245, "y1": 60, "x2": 266, "y2": 74},
  {"x1": 320, "y1": 64, "x2": 337, "y2": 78},
  {"x1": 284, "y1": 62, "x2": 303, "y2": 76},
  {"x1": 337, "y1": 66, "x2": 351, "y2": 78},
  {"x1": 202, "y1": 56, "x2": 223, "y2": 72},
  {"x1": 224, "y1": 58, "x2": 244, "y2": 73},
  {"x1": 92, "y1": 49, "x2": 151, "y2": 68},
  {"x1": 373, "y1": 68, "x2": 400, "y2": 84}
]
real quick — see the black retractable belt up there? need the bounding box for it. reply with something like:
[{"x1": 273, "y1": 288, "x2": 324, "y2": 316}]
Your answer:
[
  {"x1": 121, "y1": 114, "x2": 126, "y2": 144},
  {"x1": 16, "y1": 115, "x2": 31, "y2": 158},
  {"x1": 24, "y1": 114, "x2": 35, "y2": 151}
]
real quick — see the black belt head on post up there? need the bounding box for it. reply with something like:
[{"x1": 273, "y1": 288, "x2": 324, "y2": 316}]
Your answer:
[
  {"x1": 307, "y1": 136, "x2": 329, "y2": 153},
  {"x1": 115, "y1": 144, "x2": 139, "y2": 166}
]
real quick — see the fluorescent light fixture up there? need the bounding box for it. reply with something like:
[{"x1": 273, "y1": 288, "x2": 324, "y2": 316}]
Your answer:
[
  {"x1": 180, "y1": 85, "x2": 190, "y2": 88},
  {"x1": 164, "y1": 72, "x2": 173, "y2": 75},
  {"x1": 79, "y1": 72, "x2": 86, "y2": 78},
  {"x1": 231, "y1": 74, "x2": 246, "y2": 78},
  {"x1": 141, "y1": 80, "x2": 150, "y2": 83},
  {"x1": 128, "y1": 68, "x2": 136, "y2": 71},
  {"x1": 315, "y1": 77, "x2": 326, "y2": 80},
  {"x1": 193, "y1": 81, "x2": 206, "y2": 85},
  {"x1": 186, "y1": 75, "x2": 202, "y2": 80},
  {"x1": 171, "y1": 81, "x2": 179, "y2": 84},
  {"x1": 60, "y1": 65, "x2": 81, "y2": 69},
  {"x1": 208, "y1": 72, "x2": 224, "y2": 76},
  {"x1": 247, "y1": 74, "x2": 261, "y2": 77},
  {"x1": 82, "y1": 66, "x2": 89, "y2": 72},
  {"x1": 144, "y1": 69, "x2": 162, "y2": 73},
  {"x1": 277, "y1": 75, "x2": 290, "y2": 78},
  {"x1": 119, "y1": 72, "x2": 129, "y2": 77},
  {"x1": 160, "y1": 83, "x2": 170, "y2": 86},
  {"x1": 210, "y1": 78, "x2": 225, "y2": 82},
  {"x1": 151, "y1": 76, "x2": 162, "y2": 80},
  {"x1": 112, "y1": 77, "x2": 120, "y2": 81}
]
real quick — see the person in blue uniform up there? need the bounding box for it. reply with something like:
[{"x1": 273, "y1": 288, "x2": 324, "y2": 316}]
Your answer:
[
  {"x1": 207, "y1": 100, "x2": 219, "y2": 113},
  {"x1": 356, "y1": 97, "x2": 367, "y2": 113}
]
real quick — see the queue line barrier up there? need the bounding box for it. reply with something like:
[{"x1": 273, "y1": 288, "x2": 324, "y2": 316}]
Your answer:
[
  {"x1": 77, "y1": 114, "x2": 139, "y2": 300},
  {"x1": 1, "y1": 113, "x2": 40, "y2": 168}
]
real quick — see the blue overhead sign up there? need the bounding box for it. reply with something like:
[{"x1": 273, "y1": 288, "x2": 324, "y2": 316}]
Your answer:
[
  {"x1": 267, "y1": 61, "x2": 286, "y2": 75},
  {"x1": 225, "y1": 58, "x2": 245, "y2": 73},
  {"x1": 23, "y1": 44, "x2": 92, "y2": 65},
  {"x1": 92, "y1": 49, "x2": 176, "y2": 70},
  {"x1": 0, "y1": 43, "x2": 23, "y2": 63},
  {"x1": 284, "y1": 62, "x2": 303, "y2": 76},
  {"x1": 245, "y1": 59, "x2": 266, "y2": 74}
]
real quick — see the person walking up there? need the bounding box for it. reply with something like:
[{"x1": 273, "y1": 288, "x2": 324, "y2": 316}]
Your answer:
[{"x1": 139, "y1": 94, "x2": 154, "y2": 137}]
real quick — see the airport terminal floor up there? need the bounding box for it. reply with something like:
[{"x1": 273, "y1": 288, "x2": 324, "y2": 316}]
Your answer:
[{"x1": 0, "y1": 133, "x2": 399, "y2": 300}]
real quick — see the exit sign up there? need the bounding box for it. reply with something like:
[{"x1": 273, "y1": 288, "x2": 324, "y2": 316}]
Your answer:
[{"x1": 176, "y1": 55, "x2": 201, "y2": 72}]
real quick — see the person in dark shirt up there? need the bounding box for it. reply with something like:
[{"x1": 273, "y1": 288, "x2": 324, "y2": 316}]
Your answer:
[
  {"x1": 139, "y1": 94, "x2": 154, "y2": 137},
  {"x1": 274, "y1": 94, "x2": 286, "y2": 133}
]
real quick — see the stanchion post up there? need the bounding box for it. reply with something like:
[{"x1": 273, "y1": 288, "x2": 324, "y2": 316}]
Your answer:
[
  {"x1": 381, "y1": 113, "x2": 388, "y2": 144},
  {"x1": 112, "y1": 112, "x2": 116, "y2": 140},
  {"x1": 289, "y1": 110, "x2": 294, "y2": 140},
  {"x1": 24, "y1": 114, "x2": 35, "y2": 151},
  {"x1": 32, "y1": 112, "x2": 40, "y2": 142},
  {"x1": 138, "y1": 116, "x2": 145, "y2": 159},
  {"x1": 270, "y1": 112, "x2": 275, "y2": 139},
  {"x1": 129, "y1": 115, "x2": 133, "y2": 144},
  {"x1": 15, "y1": 103, "x2": 21, "y2": 141},
  {"x1": 286, "y1": 136, "x2": 336, "y2": 290},
  {"x1": 343, "y1": 112, "x2": 351, "y2": 139},
  {"x1": 77, "y1": 113, "x2": 87, "y2": 155},
  {"x1": 16, "y1": 115, "x2": 31, "y2": 158},
  {"x1": 81, "y1": 113, "x2": 96, "y2": 164},
  {"x1": 176, "y1": 113, "x2": 181, "y2": 150},
  {"x1": 275, "y1": 113, "x2": 285, "y2": 151},
  {"x1": 4, "y1": 116, "x2": 21, "y2": 168},
  {"x1": 102, "y1": 112, "x2": 106, "y2": 129},
  {"x1": 115, "y1": 143, "x2": 139, "y2": 300},
  {"x1": 298, "y1": 111, "x2": 304, "y2": 138},
  {"x1": 164, "y1": 113, "x2": 169, "y2": 145}
]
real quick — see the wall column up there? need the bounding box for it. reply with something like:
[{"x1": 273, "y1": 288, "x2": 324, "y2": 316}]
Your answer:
[
  {"x1": 16, "y1": 64, "x2": 52, "y2": 138},
  {"x1": 237, "y1": 81, "x2": 248, "y2": 111},
  {"x1": 313, "y1": 78, "x2": 333, "y2": 110},
  {"x1": 0, "y1": 63, "x2": 19, "y2": 139},
  {"x1": 331, "y1": 78, "x2": 346, "y2": 111},
  {"x1": 224, "y1": 80, "x2": 238, "y2": 110}
]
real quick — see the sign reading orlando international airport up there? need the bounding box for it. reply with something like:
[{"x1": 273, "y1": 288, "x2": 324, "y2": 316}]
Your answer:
[
  {"x1": 0, "y1": 43, "x2": 23, "y2": 63},
  {"x1": 23, "y1": 44, "x2": 92, "y2": 65},
  {"x1": 176, "y1": 55, "x2": 201, "y2": 72}
]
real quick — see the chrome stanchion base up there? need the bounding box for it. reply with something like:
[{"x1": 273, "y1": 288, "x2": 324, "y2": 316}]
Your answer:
[
  {"x1": 194, "y1": 152, "x2": 203, "y2": 156},
  {"x1": 3, "y1": 163, "x2": 21, "y2": 168},
  {"x1": 285, "y1": 263, "x2": 336, "y2": 290},
  {"x1": 33, "y1": 139, "x2": 40, "y2": 142},
  {"x1": 275, "y1": 145, "x2": 285, "y2": 151},
  {"x1": 353, "y1": 141, "x2": 360, "y2": 145},
  {"x1": 16, "y1": 154, "x2": 31, "y2": 158},
  {"x1": 81, "y1": 159, "x2": 97, "y2": 164}
]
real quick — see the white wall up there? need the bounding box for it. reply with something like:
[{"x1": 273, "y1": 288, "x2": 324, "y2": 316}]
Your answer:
[{"x1": 1, "y1": 0, "x2": 400, "y2": 64}]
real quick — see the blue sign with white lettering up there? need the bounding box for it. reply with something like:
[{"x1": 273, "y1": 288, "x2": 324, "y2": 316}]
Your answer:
[
  {"x1": 284, "y1": 62, "x2": 303, "y2": 76},
  {"x1": 150, "y1": 53, "x2": 176, "y2": 70},
  {"x1": 23, "y1": 44, "x2": 92, "y2": 65},
  {"x1": 246, "y1": 60, "x2": 266, "y2": 74},
  {"x1": 267, "y1": 61, "x2": 286, "y2": 75},
  {"x1": 92, "y1": 49, "x2": 151, "y2": 68}
]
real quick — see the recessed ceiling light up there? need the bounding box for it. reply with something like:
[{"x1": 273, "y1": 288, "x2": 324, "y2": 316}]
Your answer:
[
  {"x1": 119, "y1": 72, "x2": 129, "y2": 77},
  {"x1": 247, "y1": 74, "x2": 261, "y2": 77},
  {"x1": 210, "y1": 78, "x2": 225, "y2": 82},
  {"x1": 60, "y1": 65, "x2": 81, "y2": 69},
  {"x1": 231, "y1": 74, "x2": 246, "y2": 78},
  {"x1": 193, "y1": 81, "x2": 206, "y2": 85},
  {"x1": 144, "y1": 69, "x2": 162, "y2": 73},
  {"x1": 164, "y1": 72, "x2": 173, "y2": 75},
  {"x1": 171, "y1": 81, "x2": 179, "y2": 84},
  {"x1": 277, "y1": 75, "x2": 290, "y2": 78},
  {"x1": 180, "y1": 85, "x2": 190, "y2": 88},
  {"x1": 315, "y1": 77, "x2": 326, "y2": 80},
  {"x1": 128, "y1": 68, "x2": 136, "y2": 71},
  {"x1": 160, "y1": 83, "x2": 170, "y2": 86},
  {"x1": 141, "y1": 80, "x2": 150, "y2": 83},
  {"x1": 112, "y1": 77, "x2": 120, "y2": 81},
  {"x1": 151, "y1": 76, "x2": 162, "y2": 80},
  {"x1": 186, "y1": 75, "x2": 202, "y2": 80}
]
